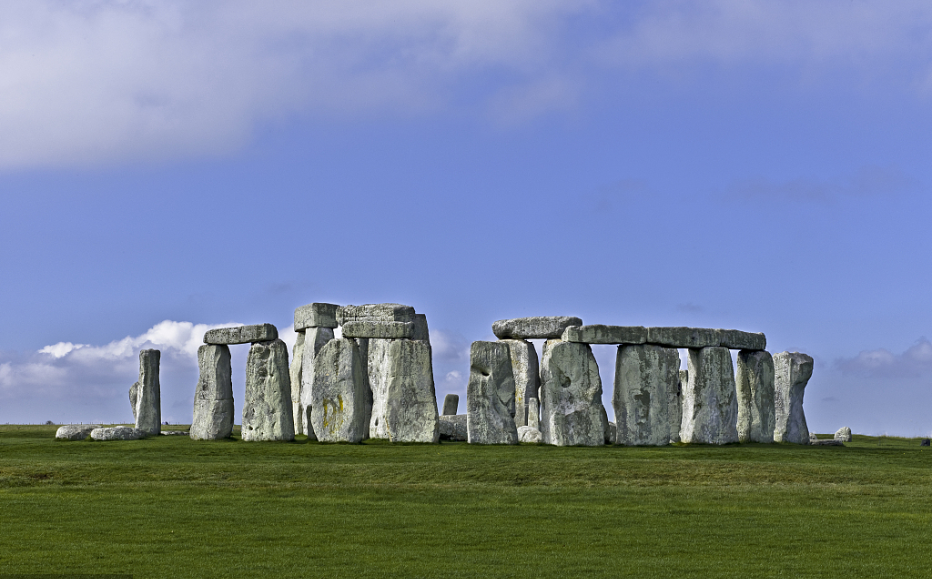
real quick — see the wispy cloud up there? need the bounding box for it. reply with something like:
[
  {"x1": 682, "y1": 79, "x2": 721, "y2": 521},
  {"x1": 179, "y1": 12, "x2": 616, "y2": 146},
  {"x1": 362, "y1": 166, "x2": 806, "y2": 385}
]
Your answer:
[{"x1": 835, "y1": 338, "x2": 932, "y2": 378}]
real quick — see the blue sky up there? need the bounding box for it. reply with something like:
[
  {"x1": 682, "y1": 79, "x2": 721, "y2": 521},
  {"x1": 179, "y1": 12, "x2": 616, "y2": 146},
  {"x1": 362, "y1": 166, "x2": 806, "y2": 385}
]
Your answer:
[{"x1": 1, "y1": 1, "x2": 931, "y2": 435}]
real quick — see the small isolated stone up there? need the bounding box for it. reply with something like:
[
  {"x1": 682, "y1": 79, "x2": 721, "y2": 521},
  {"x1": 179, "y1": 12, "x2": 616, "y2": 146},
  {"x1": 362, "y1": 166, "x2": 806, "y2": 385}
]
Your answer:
[
  {"x1": 341, "y1": 321, "x2": 414, "y2": 339},
  {"x1": 442, "y1": 394, "x2": 459, "y2": 416},
  {"x1": 647, "y1": 327, "x2": 720, "y2": 349},
  {"x1": 562, "y1": 325, "x2": 647, "y2": 345},
  {"x1": 773, "y1": 352, "x2": 814, "y2": 445},
  {"x1": 492, "y1": 316, "x2": 583, "y2": 340},
  {"x1": 539, "y1": 340, "x2": 606, "y2": 446},
  {"x1": 294, "y1": 303, "x2": 340, "y2": 331},
  {"x1": 719, "y1": 330, "x2": 766, "y2": 351},
  {"x1": 190, "y1": 344, "x2": 235, "y2": 441},
  {"x1": 518, "y1": 426, "x2": 543, "y2": 443},
  {"x1": 439, "y1": 415, "x2": 468, "y2": 441},
  {"x1": 499, "y1": 339, "x2": 540, "y2": 427},
  {"x1": 55, "y1": 424, "x2": 100, "y2": 440},
  {"x1": 339, "y1": 303, "x2": 416, "y2": 324},
  {"x1": 466, "y1": 341, "x2": 518, "y2": 444},
  {"x1": 835, "y1": 426, "x2": 852, "y2": 442},
  {"x1": 204, "y1": 324, "x2": 278, "y2": 345},
  {"x1": 809, "y1": 432, "x2": 819, "y2": 443},
  {"x1": 921, "y1": 439, "x2": 930, "y2": 447},
  {"x1": 90, "y1": 426, "x2": 147, "y2": 441}
]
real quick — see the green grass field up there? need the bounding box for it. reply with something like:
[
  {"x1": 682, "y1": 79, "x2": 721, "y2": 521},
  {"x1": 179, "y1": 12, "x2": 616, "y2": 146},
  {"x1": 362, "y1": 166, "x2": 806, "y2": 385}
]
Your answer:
[{"x1": 1, "y1": 425, "x2": 930, "y2": 578}]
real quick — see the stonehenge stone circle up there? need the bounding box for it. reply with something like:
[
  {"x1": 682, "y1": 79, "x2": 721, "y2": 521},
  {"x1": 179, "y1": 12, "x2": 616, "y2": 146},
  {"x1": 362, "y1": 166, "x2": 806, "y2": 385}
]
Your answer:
[
  {"x1": 499, "y1": 339, "x2": 540, "y2": 427},
  {"x1": 203, "y1": 323, "x2": 278, "y2": 345},
  {"x1": 492, "y1": 316, "x2": 583, "y2": 340},
  {"x1": 290, "y1": 332, "x2": 306, "y2": 436},
  {"x1": 518, "y1": 426, "x2": 543, "y2": 443},
  {"x1": 294, "y1": 302, "x2": 340, "y2": 330},
  {"x1": 773, "y1": 351, "x2": 814, "y2": 444},
  {"x1": 439, "y1": 414, "x2": 468, "y2": 441},
  {"x1": 190, "y1": 344, "x2": 235, "y2": 440},
  {"x1": 55, "y1": 424, "x2": 101, "y2": 440},
  {"x1": 539, "y1": 340, "x2": 606, "y2": 446},
  {"x1": 613, "y1": 344, "x2": 681, "y2": 446},
  {"x1": 835, "y1": 426, "x2": 852, "y2": 442},
  {"x1": 91, "y1": 426, "x2": 146, "y2": 441},
  {"x1": 367, "y1": 338, "x2": 440, "y2": 443},
  {"x1": 466, "y1": 341, "x2": 518, "y2": 445},
  {"x1": 311, "y1": 338, "x2": 369, "y2": 443},
  {"x1": 342, "y1": 321, "x2": 415, "y2": 339},
  {"x1": 735, "y1": 350, "x2": 775, "y2": 443},
  {"x1": 680, "y1": 347, "x2": 739, "y2": 445},
  {"x1": 242, "y1": 339, "x2": 294, "y2": 442},
  {"x1": 132, "y1": 349, "x2": 161, "y2": 435},
  {"x1": 339, "y1": 303, "x2": 416, "y2": 324},
  {"x1": 299, "y1": 326, "x2": 335, "y2": 439},
  {"x1": 562, "y1": 325, "x2": 647, "y2": 345},
  {"x1": 442, "y1": 394, "x2": 459, "y2": 416}
]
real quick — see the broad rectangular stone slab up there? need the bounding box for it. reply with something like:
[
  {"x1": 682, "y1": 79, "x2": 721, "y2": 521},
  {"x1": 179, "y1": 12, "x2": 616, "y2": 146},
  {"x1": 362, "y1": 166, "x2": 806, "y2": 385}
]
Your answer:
[
  {"x1": 294, "y1": 303, "x2": 340, "y2": 330},
  {"x1": 339, "y1": 303, "x2": 416, "y2": 324},
  {"x1": 299, "y1": 327, "x2": 336, "y2": 439},
  {"x1": 204, "y1": 324, "x2": 278, "y2": 345},
  {"x1": 367, "y1": 338, "x2": 440, "y2": 443},
  {"x1": 736, "y1": 350, "x2": 775, "y2": 443},
  {"x1": 242, "y1": 339, "x2": 294, "y2": 442},
  {"x1": 342, "y1": 321, "x2": 414, "y2": 339},
  {"x1": 647, "y1": 327, "x2": 720, "y2": 348},
  {"x1": 562, "y1": 325, "x2": 647, "y2": 345},
  {"x1": 493, "y1": 316, "x2": 583, "y2": 340},
  {"x1": 191, "y1": 344, "x2": 234, "y2": 440},
  {"x1": 613, "y1": 344, "x2": 681, "y2": 446},
  {"x1": 466, "y1": 341, "x2": 518, "y2": 445},
  {"x1": 719, "y1": 330, "x2": 766, "y2": 351},
  {"x1": 311, "y1": 338, "x2": 369, "y2": 443},
  {"x1": 680, "y1": 346, "x2": 739, "y2": 444},
  {"x1": 539, "y1": 340, "x2": 606, "y2": 446},
  {"x1": 499, "y1": 339, "x2": 540, "y2": 427}
]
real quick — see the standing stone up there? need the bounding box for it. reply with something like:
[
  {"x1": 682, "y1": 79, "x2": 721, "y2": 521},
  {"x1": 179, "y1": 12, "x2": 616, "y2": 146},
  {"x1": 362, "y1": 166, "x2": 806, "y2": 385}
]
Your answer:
[
  {"x1": 680, "y1": 347, "x2": 739, "y2": 445},
  {"x1": 290, "y1": 332, "x2": 306, "y2": 436},
  {"x1": 310, "y1": 338, "x2": 368, "y2": 443},
  {"x1": 300, "y1": 327, "x2": 335, "y2": 439},
  {"x1": 736, "y1": 350, "x2": 775, "y2": 443},
  {"x1": 367, "y1": 338, "x2": 439, "y2": 443},
  {"x1": 356, "y1": 337, "x2": 372, "y2": 439},
  {"x1": 242, "y1": 340, "x2": 294, "y2": 442},
  {"x1": 539, "y1": 340, "x2": 606, "y2": 446},
  {"x1": 499, "y1": 339, "x2": 540, "y2": 427},
  {"x1": 835, "y1": 426, "x2": 852, "y2": 442},
  {"x1": 492, "y1": 316, "x2": 583, "y2": 340},
  {"x1": 527, "y1": 398, "x2": 540, "y2": 430},
  {"x1": 190, "y1": 344, "x2": 234, "y2": 440},
  {"x1": 133, "y1": 350, "x2": 161, "y2": 435},
  {"x1": 672, "y1": 370, "x2": 686, "y2": 443},
  {"x1": 466, "y1": 341, "x2": 518, "y2": 445},
  {"x1": 442, "y1": 394, "x2": 459, "y2": 416},
  {"x1": 773, "y1": 352, "x2": 814, "y2": 444},
  {"x1": 129, "y1": 381, "x2": 138, "y2": 422},
  {"x1": 613, "y1": 344, "x2": 681, "y2": 446}
]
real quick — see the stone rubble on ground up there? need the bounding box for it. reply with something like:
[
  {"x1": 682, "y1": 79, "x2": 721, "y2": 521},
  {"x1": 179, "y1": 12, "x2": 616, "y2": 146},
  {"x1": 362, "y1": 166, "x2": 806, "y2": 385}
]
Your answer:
[
  {"x1": 55, "y1": 424, "x2": 101, "y2": 440},
  {"x1": 91, "y1": 426, "x2": 147, "y2": 441},
  {"x1": 517, "y1": 425, "x2": 543, "y2": 443},
  {"x1": 439, "y1": 414, "x2": 468, "y2": 441}
]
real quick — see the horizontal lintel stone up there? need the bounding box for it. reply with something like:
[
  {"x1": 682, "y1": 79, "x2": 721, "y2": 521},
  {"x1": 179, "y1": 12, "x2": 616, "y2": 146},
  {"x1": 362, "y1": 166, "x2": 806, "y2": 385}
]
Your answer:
[
  {"x1": 338, "y1": 303, "x2": 416, "y2": 324},
  {"x1": 204, "y1": 324, "x2": 278, "y2": 345},
  {"x1": 294, "y1": 303, "x2": 341, "y2": 331},
  {"x1": 562, "y1": 325, "x2": 647, "y2": 345},
  {"x1": 719, "y1": 329, "x2": 766, "y2": 351},
  {"x1": 341, "y1": 321, "x2": 414, "y2": 339},
  {"x1": 646, "y1": 327, "x2": 720, "y2": 348},
  {"x1": 492, "y1": 316, "x2": 583, "y2": 340}
]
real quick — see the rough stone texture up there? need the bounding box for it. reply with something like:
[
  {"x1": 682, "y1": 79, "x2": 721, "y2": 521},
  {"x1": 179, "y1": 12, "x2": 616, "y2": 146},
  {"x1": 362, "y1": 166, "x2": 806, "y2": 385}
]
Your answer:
[
  {"x1": 310, "y1": 338, "x2": 369, "y2": 443},
  {"x1": 190, "y1": 344, "x2": 234, "y2": 441},
  {"x1": 342, "y1": 321, "x2": 414, "y2": 339},
  {"x1": 411, "y1": 314, "x2": 430, "y2": 342},
  {"x1": 442, "y1": 394, "x2": 459, "y2": 416},
  {"x1": 811, "y1": 439, "x2": 844, "y2": 446},
  {"x1": 719, "y1": 330, "x2": 767, "y2": 351},
  {"x1": 499, "y1": 339, "x2": 540, "y2": 427},
  {"x1": 160, "y1": 431, "x2": 189, "y2": 436},
  {"x1": 366, "y1": 338, "x2": 439, "y2": 443},
  {"x1": 809, "y1": 432, "x2": 819, "y2": 443},
  {"x1": 90, "y1": 426, "x2": 146, "y2": 441},
  {"x1": 204, "y1": 323, "x2": 278, "y2": 345},
  {"x1": 290, "y1": 332, "x2": 306, "y2": 437},
  {"x1": 294, "y1": 303, "x2": 340, "y2": 331},
  {"x1": 134, "y1": 349, "x2": 161, "y2": 435},
  {"x1": 129, "y1": 382, "x2": 138, "y2": 422},
  {"x1": 356, "y1": 337, "x2": 372, "y2": 440},
  {"x1": 647, "y1": 327, "x2": 720, "y2": 348},
  {"x1": 299, "y1": 327, "x2": 335, "y2": 439},
  {"x1": 736, "y1": 350, "x2": 776, "y2": 443},
  {"x1": 613, "y1": 344, "x2": 681, "y2": 446},
  {"x1": 339, "y1": 303, "x2": 416, "y2": 324},
  {"x1": 439, "y1": 414, "x2": 468, "y2": 441},
  {"x1": 773, "y1": 352, "x2": 814, "y2": 445},
  {"x1": 55, "y1": 424, "x2": 100, "y2": 440},
  {"x1": 835, "y1": 426, "x2": 852, "y2": 442},
  {"x1": 242, "y1": 340, "x2": 294, "y2": 442},
  {"x1": 518, "y1": 426, "x2": 543, "y2": 443},
  {"x1": 539, "y1": 340, "x2": 606, "y2": 446},
  {"x1": 674, "y1": 370, "x2": 687, "y2": 443},
  {"x1": 466, "y1": 341, "x2": 518, "y2": 445},
  {"x1": 493, "y1": 316, "x2": 583, "y2": 340},
  {"x1": 527, "y1": 398, "x2": 539, "y2": 430},
  {"x1": 680, "y1": 347, "x2": 739, "y2": 445},
  {"x1": 606, "y1": 421, "x2": 617, "y2": 444},
  {"x1": 562, "y1": 325, "x2": 648, "y2": 345}
]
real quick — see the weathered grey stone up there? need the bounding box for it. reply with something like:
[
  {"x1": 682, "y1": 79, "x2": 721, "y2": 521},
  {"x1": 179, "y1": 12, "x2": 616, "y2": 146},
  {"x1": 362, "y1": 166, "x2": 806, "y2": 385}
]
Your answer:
[
  {"x1": 680, "y1": 347, "x2": 739, "y2": 444},
  {"x1": 773, "y1": 351, "x2": 814, "y2": 445},
  {"x1": 342, "y1": 321, "x2": 414, "y2": 339},
  {"x1": 674, "y1": 370, "x2": 687, "y2": 443},
  {"x1": 518, "y1": 426, "x2": 543, "y2": 443},
  {"x1": 160, "y1": 431, "x2": 189, "y2": 436},
  {"x1": 811, "y1": 439, "x2": 844, "y2": 446},
  {"x1": 835, "y1": 426, "x2": 852, "y2": 442},
  {"x1": 539, "y1": 340, "x2": 606, "y2": 446},
  {"x1": 129, "y1": 382, "x2": 138, "y2": 422},
  {"x1": 204, "y1": 323, "x2": 278, "y2": 345},
  {"x1": 605, "y1": 421, "x2": 617, "y2": 444},
  {"x1": 134, "y1": 349, "x2": 161, "y2": 435},
  {"x1": 442, "y1": 394, "x2": 459, "y2": 416},
  {"x1": 90, "y1": 426, "x2": 146, "y2": 441},
  {"x1": 311, "y1": 338, "x2": 369, "y2": 443},
  {"x1": 190, "y1": 344, "x2": 234, "y2": 441},
  {"x1": 562, "y1": 325, "x2": 647, "y2": 345},
  {"x1": 242, "y1": 340, "x2": 294, "y2": 442},
  {"x1": 290, "y1": 332, "x2": 306, "y2": 436},
  {"x1": 411, "y1": 314, "x2": 430, "y2": 342},
  {"x1": 613, "y1": 344, "x2": 681, "y2": 446},
  {"x1": 527, "y1": 398, "x2": 539, "y2": 430},
  {"x1": 809, "y1": 432, "x2": 819, "y2": 443},
  {"x1": 719, "y1": 330, "x2": 766, "y2": 351},
  {"x1": 356, "y1": 337, "x2": 372, "y2": 439},
  {"x1": 466, "y1": 341, "x2": 518, "y2": 445},
  {"x1": 294, "y1": 303, "x2": 340, "y2": 330},
  {"x1": 55, "y1": 424, "x2": 100, "y2": 440},
  {"x1": 339, "y1": 303, "x2": 416, "y2": 324},
  {"x1": 439, "y1": 414, "x2": 468, "y2": 441},
  {"x1": 299, "y1": 327, "x2": 335, "y2": 439},
  {"x1": 499, "y1": 339, "x2": 540, "y2": 427},
  {"x1": 367, "y1": 338, "x2": 439, "y2": 443},
  {"x1": 493, "y1": 316, "x2": 583, "y2": 340},
  {"x1": 736, "y1": 350, "x2": 775, "y2": 443},
  {"x1": 647, "y1": 327, "x2": 720, "y2": 348}
]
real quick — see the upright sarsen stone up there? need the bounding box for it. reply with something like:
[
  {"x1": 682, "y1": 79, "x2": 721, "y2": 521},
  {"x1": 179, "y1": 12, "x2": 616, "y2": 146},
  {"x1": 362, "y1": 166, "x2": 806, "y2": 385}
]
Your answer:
[
  {"x1": 134, "y1": 349, "x2": 161, "y2": 435},
  {"x1": 311, "y1": 338, "x2": 368, "y2": 443},
  {"x1": 242, "y1": 340, "x2": 294, "y2": 442},
  {"x1": 773, "y1": 352, "x2": 814, "y2": 445},
  {"x1": 367, "y1": 338, "x2": 439, "y2": 443},
  {"x1": 466, "y1": 341, "x2": 518, "y2": 445},
  {"x1": 300, "y1": 327, "x2": 335, "y2": 439},
  {"x1": 736, "y1": 350, "x2": 775, "y2": 443},
  {"x1": 191, "y1": 344, "x2": 234, "y2": 440},
  {"x1": 539, "y1": 340, "x2": 606, "y2": 446},
  {"x1": 442, "y1": 394, "x2": 459, "y2": 416},
  {"x1": 499, "y1": 339, "x2": 540, "y2": 427},
  {"x1": 290, "y1": 332, "x2": 306, "y2": 436},
  {"x1": 680, "y1": 347, "x2": 739, "y2": 445},
  {"x1": 613, "y1": 344, "x2": 680, "y2": 446}
]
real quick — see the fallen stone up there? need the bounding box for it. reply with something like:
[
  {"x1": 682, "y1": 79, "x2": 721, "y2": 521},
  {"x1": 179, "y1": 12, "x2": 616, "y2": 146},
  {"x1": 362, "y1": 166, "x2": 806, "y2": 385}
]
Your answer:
[
  {"x1": 466, "y1": 341, "x2": 518, "y2": 445},
  {"x1": 811, "y1": 439, "x2": 844, "y2": 446},
  {"x1": 242, "y1": 340, "x2": 294, "y2": 442},
  {"x1": 834, "y1": 426, "x2": 852, "y2": 442},
  {"x1": 809, "y1": 432, "x2": 819, "y2": 443},
  {"x1": 647, "y1": 327, "x2": 720, "y2": 348},
  {"x1": 411, "y1": 314, "x2": 430, "y2": 342},
  {"x1": 299, "y1": 327, "x2": 335, "y2": 439},
  {"x1": 90, "y1": 426, "x2": 146, "y2": 441},
  {"x1": 367, "y1": 338, "x2": 439, "y2": 443},
  {"x1": 190, "y1": 344, "x2": 235, "y2": 441},
  {"x1": 736, "y1": 350, "x2": 775, "y2": 443},
  {"x1": 719, "y1": 330, "x2": 767, "y2": 351},
  {"x1": 922, "y1": 439, "x2": 930, "y2": 447},
  {"x1": 290, "y1": 332, "x2": 306, "y2": 436},
  {"x1": 539, "y1": 340, "x2": 606, "y2": 446},
  {"x1": 562, "y1": 325, "x2": 647, "y2": 345},
  {"x1": 442, "y1": 394, "x2": 459, "y2": 416},
  {"x1": 527, "y1": 398, "x2": 540, "y2": 430},
  {"x1": 493, "y1": 316, "x2": 583, "y2": 340},
  {"x1": 680, "y1": 347, "x2": 739, "y2": 445},
  {"x1": 204, "y1": 324, "x2": 278, "y2": 345},
  {"x1": 499, "y1": 339, "x2": 540, "y2": 427},
  {"x1": 613, "y1": 344, "x2": 681, "y2": 446},
  {"x1": 342, "y1": 321, "x2": 414, "y2": 339},
  {"x1": 133, "y1": 349, "x2": 161, "y2": 435},
  {"x1": 160, "y1": 431, "x2": 189, "y2": 436},
  {"x1": 294, "y1": 303, "x2": 340, "y2": 331},
  {"x1": 518, "y1": 426, "x2": 543, "y2": 443},
  {"x1": 311, "y1": 338, "x2": 369, "y2": 443},
  {"x1": 339, "y1": 303, "x2": 416, "y2": 324},
  {"x1": 55, "y1": 424, "x2": 100, "y2": 440},
  {"x1": 439, "y1": 414, "x2": 468, "y2": 441},
  {"x1": 773, "y1": 351, "x2": 814, "y2": 445}
]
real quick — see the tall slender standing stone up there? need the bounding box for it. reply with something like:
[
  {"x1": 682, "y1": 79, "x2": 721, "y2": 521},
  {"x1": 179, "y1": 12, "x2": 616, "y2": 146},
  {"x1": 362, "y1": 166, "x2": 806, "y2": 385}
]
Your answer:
[
  {"x1": 466, "y1": 341, "x2": 518, "y2": 445},
  {"x1": 736, "y1": 350, "x2": 775, "y2": 443},
  {"x1": 527, "y1": 398, "x2": 539, "y2": 430},
  {"x1": 442, "y1": 394, "x2": 459, "y2": 416},
  {"x1": 367, "y1": 338, "x2": 439, "y2": 442},
  {"x1": 300, "y1": 327, "x2": 335, "y2": 439},
  {"x1": 539, "y1": 340, "x2": 606, "y2": 446},
  {"x1": 680, "y1": 347, "x2": 739, "y2": 444},
  {"x1": 499, "y1": 339, "x2": 540, "y2": 427},
  {"x1": 290, "y1": 332, "x2": 306, "y2": 436},
  {"x1": 191, "y1": 344, "x2": 234, "y2": 440},
  {"x1": 133, "y1": 349, "x2": 161, "y2": 435},
  {"x1": 773, "y1": 351, "x2": 814, "y2": 444},
  {"x1": 613, "y1": 344, "x2": 680, "y2": 446},
  {"x1": 242, "y1": 340, "x2": 294, "y2": 442},
  {"x1": 311, "y1": 338, "x2": 368, "y2": 443},
  {"x1": 356, "y1": 337, "x2": 372, "y2": 439}
]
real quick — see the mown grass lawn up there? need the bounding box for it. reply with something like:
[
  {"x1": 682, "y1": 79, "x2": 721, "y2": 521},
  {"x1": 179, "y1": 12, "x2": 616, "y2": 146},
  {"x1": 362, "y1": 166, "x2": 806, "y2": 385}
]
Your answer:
[{"x1": 1, "y1": 425, "x2": 930, "y2": 578}]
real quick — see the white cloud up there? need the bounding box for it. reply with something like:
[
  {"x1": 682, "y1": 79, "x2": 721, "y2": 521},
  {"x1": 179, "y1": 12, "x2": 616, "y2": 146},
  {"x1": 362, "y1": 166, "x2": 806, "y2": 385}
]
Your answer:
[{"x1": 835, "y1": 338, "x2": 932, "y2": 378}]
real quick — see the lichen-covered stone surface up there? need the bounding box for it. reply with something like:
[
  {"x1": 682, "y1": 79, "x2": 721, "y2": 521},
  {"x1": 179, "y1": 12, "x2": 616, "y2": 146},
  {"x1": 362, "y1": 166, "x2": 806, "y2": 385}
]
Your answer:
[
  {"x1": 294, "y1": 302, "x2": 340, "y2": 330},
  {"x1": 773, "y1": 351, "x2": 814, "y2": 445},
  {"x1": 680, "y1": 347, "x2": 739, "y2": 444},
  {"x1": 439, "y1": 414, "x2": 468, "y2": 441},
  {"x1": 191, "y1": 344, "x2": 234, "y2": 440},
  {"x1": 442, "y1": 394, "x2": 459, "y2": 416},
  {"x1": 342, "y1": 321, "x2": 414, "y2": 339},
  {"x1": 518, "y1": 426, "x2": 543, "y2": 443},
  {"x1": 736, "y1": 350, "x2": 775, "y2": 443},
  {"x1": 129, "y1": 381, "x2": 138, "y2": 422},
  {"x1": 562, "y1": 325, "x2": 648, "y2": 345},
  {"x1": 242, "y1": 340, "x2": 294, "y2": 442},
  {"x1": 647, "y1": 327, "x2": 720, "y2": 348},
  {"x1": 613, "y1": 344, "x2": 681, "y2": 446},
  {"x1": 90, "y1": 426, "x2": 147, "y2": 441},
  {"x1": 290, "y1": 332, "x2": 306, "y2": 436},
  {"x1": 203, "y1": 323, "x2": 278, "y2": 345},
  {"x1": 367, "y1": 338, "x2": 439, "y2": 443},
  {"x1": 311, "y1": 338, "x2": 368, "y2": 443},
  {"x1": 466, "y1": 341, "x2": 518, "y2": 444},
  {"x1": 55, "y1": 424, "x2": 101, "y2": 440},
  {"x1": 499, "y1": 339, "x2": 540, "y2": 427},
  {"x1": 492, "y1": 316, "x2": 583, "y2": 340},
  {"x1": 299, "y1": 327, "x2": 335, "y2": 439},
  {"x1": 539, "y1": 340, "x2": 606, "y2": 446},
  {"x1": 719, "y1": 330, "x2": 766, "y2": 351},
  {"x1": 134, "y1": 349, "x2": 161, "y2": 435},
  {"x1": 339, "y1": 303, "x2": 416, "y2": 324},
  {"x1": 835, "y1": 426, "x2": 852, "y2": 442},
  {"x1": 527, "y1": 398, "x2": 539, "y2": 430}
]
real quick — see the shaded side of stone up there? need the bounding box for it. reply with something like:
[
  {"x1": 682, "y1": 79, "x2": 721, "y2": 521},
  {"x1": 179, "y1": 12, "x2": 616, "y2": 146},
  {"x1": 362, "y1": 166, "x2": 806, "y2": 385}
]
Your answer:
[
  {"x1": 613, "y1": 344, "x2": 680, "y2": 446},
  {"x1": 342, "y1": 321, "x2": 414, "y2": 339},
  {"x1": 439, "y1": 414, "x2": 467, "y2": 441},
  {"x1": 466, "y1": 341, "x2": 518, "y2": 445},
  {"x1": 242, "y1": 340, "x2": 294, "y2": 442},
  {"x1": 492, "y1": 316, "x2": 583, "y2": 340},
  {"x1": 290, "y1": 332, "x2": 306, "y2": 436},
  {"x1": 539, "y1": 340, "x2": 606, "y2": 446},
  {"x1": 442, "y1": 394, "x2": 459, "y2": 416},
  {"x1": 680, "y1": 347, "x2": 739, "y2": 444},
  {"x1": 773, "y1": 351, "x2": 814, "y2": 444},
  {"x1": 191, "y1": 344, "x2": 234, "y2": 440},
  {"x1": 411, "y1": 314, "x2": 430, "y2": 342},
  {"x1": 499, "y1": 339, "x2": 540, "y2": 427},
  {"x1": 203, "y1": 323, "x2": 278, "y2": 345},
  {"x1": 300, "y1": 327, "x2": 335, "y2": 439},
  {"x1": 294, "y1": 303, "x2": 341, "y2": 331},
  {"x1": 135, "y1": 349, "x2": 161, "y2": 435},
  {"x1": 719, "y1": 330, "x2": 766, "y2": 351},
  {"x1": 562, "y1": 325, "x2": 648, "y2": 345},
  {"x1": 736, "y1": 350, "x2": 775, "y2": 443},
  {"x1": 647, "y1": 327, "x2": 720, "y2": 348},
  {"x1": 311, "y1": 338, "x2": 368, "y2": 442}
]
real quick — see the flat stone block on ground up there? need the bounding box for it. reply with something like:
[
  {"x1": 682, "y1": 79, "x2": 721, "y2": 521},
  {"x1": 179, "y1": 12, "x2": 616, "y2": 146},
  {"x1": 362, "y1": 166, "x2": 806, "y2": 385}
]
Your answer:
[
  {"x1": 774, "y1": 351, "x2": 814, "y2": 445},
  {"x1": 294, "y1": 303, "x2": 341, "y2": 330},
  {"x1": 736, "y1": 350, "x2": 775, "y2": 443},
  {"x1": 339, "y1": 303, "x2": 416, "y2": 324},
  {"x1": 562, "y1": 325, "x2": 647, "y2": 345},
  {"x1": 647, "y1": 327, "x2": 720, "y2": 348},
  {"x1": 613, "y1": 344, "x2": 681, "y2": 446},
  {"x1": 204, "y1": 324, "x2": 278, "y2": 345},
  {"x1": 518, "y1": 426, "x2": 543, "y2": 443},
  {"x1": 342, "y1": 321, "x2": 414, "y2": 339},
  {"x1": 439, "y1": 414, "x2": 468, "y2": 441},
  {"x1": 539, "y1": 340, "x2": 606, "y2": 446},
  {"x1": 719, "y1": 330, "x2": 767, "y2": 351},
  {"x1": 680, "y1": 347, "x2": 739, "y2": 445},
  {"x1": 466, "y1": 341, "x2": 518, "y2": 445},
  {"x1": 90, "y1": 426, "x2": 147, "y2": 441},
  {"x1": 492, "y1": 316, "x2": 583, "y2": 340},
  {"x1": 311, "y1": 338, "x2": 369, "y2": 443},
  {"x1": 242, "y1": 340, "x2": 294, "y2": 442},
  {"x1": 55, "y1": 425, "x2": 101, "y2": 440},
  {"x1": 191, "y1": 344, "x2": 235, "y2": 440}
]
